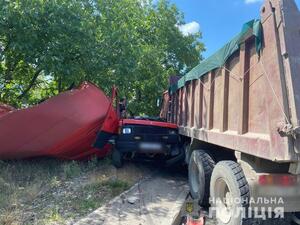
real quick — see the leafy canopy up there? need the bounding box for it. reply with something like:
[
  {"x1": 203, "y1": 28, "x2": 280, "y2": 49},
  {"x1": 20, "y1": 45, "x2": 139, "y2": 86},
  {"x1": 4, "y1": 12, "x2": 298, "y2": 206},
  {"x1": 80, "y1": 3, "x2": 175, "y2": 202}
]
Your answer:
[{"x1": 0, "y1": 0, "x2": 204, "y2": 115}]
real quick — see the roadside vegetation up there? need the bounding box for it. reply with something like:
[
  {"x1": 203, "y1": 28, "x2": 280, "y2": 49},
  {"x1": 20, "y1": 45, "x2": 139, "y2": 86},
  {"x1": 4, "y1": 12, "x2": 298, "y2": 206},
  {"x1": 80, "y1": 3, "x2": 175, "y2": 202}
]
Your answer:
[
  {"x1": 0, "y1": 0, "x2": 204, "y2": 116},
  {"x1": 0, "y1": 158, "x2": 150, "y2": 225}
]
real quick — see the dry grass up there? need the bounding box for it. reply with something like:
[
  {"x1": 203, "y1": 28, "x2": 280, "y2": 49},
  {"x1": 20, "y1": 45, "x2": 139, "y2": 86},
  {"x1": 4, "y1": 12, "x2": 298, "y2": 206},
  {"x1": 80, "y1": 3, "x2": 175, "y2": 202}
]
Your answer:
[{"x1": 0, "y1": 158, "x2": 151, "y2": 225}]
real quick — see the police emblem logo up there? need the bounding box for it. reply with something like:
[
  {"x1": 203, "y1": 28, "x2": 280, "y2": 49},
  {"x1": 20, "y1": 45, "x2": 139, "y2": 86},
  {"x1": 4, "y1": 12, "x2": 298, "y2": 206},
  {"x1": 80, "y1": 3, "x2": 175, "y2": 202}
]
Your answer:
[{"x1": 185, "y1": 201, "x2": 194, "y2": 214}]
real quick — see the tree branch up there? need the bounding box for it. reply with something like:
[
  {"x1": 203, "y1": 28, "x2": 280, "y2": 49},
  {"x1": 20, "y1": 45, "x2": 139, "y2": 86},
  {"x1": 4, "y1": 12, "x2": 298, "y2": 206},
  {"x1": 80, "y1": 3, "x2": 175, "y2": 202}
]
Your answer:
[
  {"x1": 58, "y1": 76, "x2": 62, "y2": 93},
  {"x1": 18, "y1": 68, "x2": 42, "y2": 99}
]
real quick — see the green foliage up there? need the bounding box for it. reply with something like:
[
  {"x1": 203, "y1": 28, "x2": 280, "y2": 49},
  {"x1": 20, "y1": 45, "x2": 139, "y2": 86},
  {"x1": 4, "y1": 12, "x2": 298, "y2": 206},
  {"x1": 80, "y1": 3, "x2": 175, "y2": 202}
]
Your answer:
[{"x1": 0, "y1": 0, "x2": 204, "y2": 115}]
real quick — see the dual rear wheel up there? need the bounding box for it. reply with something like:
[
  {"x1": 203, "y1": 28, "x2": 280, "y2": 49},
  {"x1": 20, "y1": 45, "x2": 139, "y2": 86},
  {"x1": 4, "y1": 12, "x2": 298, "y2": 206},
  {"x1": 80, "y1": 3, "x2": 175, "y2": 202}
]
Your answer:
[
  {"x1": 188, "y1": 150, "x2": 250, "y2": 225},
  {"x1": 189, "y1": 150, "x2": 215, "y2": 206}
]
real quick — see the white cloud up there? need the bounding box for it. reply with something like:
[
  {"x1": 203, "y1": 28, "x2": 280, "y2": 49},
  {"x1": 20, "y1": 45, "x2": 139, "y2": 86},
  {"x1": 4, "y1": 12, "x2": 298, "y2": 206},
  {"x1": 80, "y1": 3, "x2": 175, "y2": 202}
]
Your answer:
[
  {"x1": 178, "y1": 21, "x2": 200, "y2": 36},
  {"x1": 245, "y1": 0, "x2": 263, "y2": 4}
]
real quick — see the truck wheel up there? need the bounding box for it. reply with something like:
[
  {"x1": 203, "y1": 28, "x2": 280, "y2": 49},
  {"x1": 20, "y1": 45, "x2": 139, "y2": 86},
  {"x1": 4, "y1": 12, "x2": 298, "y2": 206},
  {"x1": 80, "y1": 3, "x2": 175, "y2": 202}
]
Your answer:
[
  {"x1": 210, "y1": 161, "x2": 250, "y2": 225},
  {"x1": 188, "y1": 150, "x2": 216, "y2": 206},
  {"x1": 112, "y1": 148, "x2": 123, "y2": 168}
]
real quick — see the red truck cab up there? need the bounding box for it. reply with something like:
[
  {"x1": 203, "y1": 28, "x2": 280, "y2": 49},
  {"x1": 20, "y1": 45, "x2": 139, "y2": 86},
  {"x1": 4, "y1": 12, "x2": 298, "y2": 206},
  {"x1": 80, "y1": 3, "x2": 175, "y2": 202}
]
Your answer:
[{"x1": 111, "y1": 116, "x2": 184, "y2": 167}]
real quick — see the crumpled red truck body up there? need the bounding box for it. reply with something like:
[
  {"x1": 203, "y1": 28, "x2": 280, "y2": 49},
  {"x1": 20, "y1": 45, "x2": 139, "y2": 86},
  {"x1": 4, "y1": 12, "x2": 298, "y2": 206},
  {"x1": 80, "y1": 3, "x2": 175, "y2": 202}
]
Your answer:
[{"x1": 0, "y1": 82, "x2": 119, "y2": 160}]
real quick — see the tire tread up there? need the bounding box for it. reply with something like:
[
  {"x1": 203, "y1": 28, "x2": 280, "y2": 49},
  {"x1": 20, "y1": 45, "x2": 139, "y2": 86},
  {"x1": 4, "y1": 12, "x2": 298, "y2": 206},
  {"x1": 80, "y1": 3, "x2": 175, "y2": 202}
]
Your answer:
[
  {"x1": 211, "y1": 160, "x2": 251, "y2": 225},
  {"x1": 189, "y1": 150, "x2": 216, "y2": 205}
]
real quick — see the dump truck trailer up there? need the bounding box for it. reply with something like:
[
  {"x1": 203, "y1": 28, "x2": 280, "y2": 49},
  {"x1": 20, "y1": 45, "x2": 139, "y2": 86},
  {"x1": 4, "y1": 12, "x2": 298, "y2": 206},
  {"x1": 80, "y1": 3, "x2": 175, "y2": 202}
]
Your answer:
[{"x1": 161, "y1": 0, "x2": 300, "y2": 224}]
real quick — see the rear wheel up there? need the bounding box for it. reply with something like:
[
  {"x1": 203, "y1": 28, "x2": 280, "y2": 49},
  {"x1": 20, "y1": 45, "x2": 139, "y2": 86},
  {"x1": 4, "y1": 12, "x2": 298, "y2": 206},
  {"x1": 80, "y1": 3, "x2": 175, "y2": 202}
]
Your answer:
[
  {"x1": 112, "y1": 148, "x2": 123, "y2": 168},
  {"x1": 188, "y1": 150, "x2": 216, "y2": 206},
  {"x1": 210, "y1": 161, "x2": 250, "y2": 225}
]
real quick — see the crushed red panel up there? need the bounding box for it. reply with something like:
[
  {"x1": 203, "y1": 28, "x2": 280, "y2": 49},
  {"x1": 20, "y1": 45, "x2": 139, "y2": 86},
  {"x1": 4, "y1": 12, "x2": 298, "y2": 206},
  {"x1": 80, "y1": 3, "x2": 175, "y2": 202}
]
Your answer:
[{"x1": 0, "y1": 82, "x2": 119, "y2": 160}]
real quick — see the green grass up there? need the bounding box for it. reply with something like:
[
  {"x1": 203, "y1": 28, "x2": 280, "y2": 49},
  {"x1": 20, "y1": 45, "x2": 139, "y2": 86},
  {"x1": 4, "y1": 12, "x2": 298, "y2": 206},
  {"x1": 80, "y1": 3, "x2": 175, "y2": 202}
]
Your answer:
[
  {"x1": 63, "y1": 160, "x2": 82, "y2": 179},
  {"x1": 0, "y1": 157, "x2": 135, "y2": 225},
  {"x1": 43, "y1": 207, "x2": 65, "y2": 224},
  {"x1": 103, "y1": 179, "x2": 130, "y2": 196},
  {"x1": 73, "y1": 177, "x2": 130, "y2": 214}
]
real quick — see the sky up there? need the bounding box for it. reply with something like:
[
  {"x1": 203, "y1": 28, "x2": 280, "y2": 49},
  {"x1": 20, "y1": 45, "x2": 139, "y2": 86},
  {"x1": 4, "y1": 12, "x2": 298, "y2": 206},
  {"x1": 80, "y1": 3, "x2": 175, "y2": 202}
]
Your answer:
[{"x1": 173, "y1": 0, "x2": 300, "y2": 58}]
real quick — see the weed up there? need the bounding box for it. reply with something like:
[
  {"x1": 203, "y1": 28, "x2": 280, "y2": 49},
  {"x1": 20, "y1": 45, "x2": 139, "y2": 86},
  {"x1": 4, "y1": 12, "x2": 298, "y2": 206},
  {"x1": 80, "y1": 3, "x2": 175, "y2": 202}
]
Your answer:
[
  {"x1": 0, "y1": 209, "x2": 21, "y2": 225},
  {"x1": 73, "y1": 198, "x2": 101, "y2": 213},
  {"x1": 23, "y1": 182, "x2": 43, "y2": 202},
  {"x1": 43, "y1": 207, "x2": 65, "y2": 224},
  {"x1": 86, "y1": 157, "x2": 99, "y2": 171},
  {"x1": 50, "y1": 176, "x2": 61, "y2": 188},
  {"x1": 63, "y1": 161, "x2": 81, "y2": 179},
  {"x1": 103, "y1": 179, "x2": 130, "y2": 196},
  {"x1": 0, "y1": 177, "x2": 8, "y2": 193}
]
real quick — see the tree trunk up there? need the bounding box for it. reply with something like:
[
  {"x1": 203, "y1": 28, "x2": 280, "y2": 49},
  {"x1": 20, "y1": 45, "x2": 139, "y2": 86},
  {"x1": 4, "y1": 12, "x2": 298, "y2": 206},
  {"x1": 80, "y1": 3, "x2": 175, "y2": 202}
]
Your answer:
[{"x1": 18, "y1": 68, "x2": 42, "y2": 99}]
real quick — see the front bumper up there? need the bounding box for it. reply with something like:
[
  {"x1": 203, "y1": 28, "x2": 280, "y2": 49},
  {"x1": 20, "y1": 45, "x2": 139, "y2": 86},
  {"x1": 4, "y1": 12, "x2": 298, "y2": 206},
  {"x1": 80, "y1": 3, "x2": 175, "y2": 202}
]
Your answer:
[{"x1": 115, "y1": 133, "x2": 180, "y2": 155}]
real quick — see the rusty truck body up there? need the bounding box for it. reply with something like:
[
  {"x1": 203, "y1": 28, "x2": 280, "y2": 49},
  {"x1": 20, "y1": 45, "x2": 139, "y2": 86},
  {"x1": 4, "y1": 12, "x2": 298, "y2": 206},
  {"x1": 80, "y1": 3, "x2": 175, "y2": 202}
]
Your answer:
[{"x1": 161, "y1": 0, "x2": 300, "y2": 224}]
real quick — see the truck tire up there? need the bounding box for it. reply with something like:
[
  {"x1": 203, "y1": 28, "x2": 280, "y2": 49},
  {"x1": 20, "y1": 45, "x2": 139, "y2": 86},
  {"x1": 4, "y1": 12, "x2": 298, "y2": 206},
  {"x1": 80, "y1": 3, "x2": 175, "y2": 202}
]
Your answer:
[
  {"x1": 210, "y1": 161, "x2": 250, "y2": 225},
  {"x1": 188, "y1": 150, "x2": 216, "y2": 206},
  {"x1": 112, "y1": 148, "x2": 123, "y2": 168}
]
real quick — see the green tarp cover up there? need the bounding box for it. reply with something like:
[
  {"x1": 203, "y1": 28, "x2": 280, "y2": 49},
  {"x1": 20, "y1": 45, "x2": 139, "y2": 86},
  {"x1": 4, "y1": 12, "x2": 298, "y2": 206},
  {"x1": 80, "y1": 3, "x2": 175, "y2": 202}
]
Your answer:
[{"x1": 170, "y1": 19, "x2": 262, "y2": 94}]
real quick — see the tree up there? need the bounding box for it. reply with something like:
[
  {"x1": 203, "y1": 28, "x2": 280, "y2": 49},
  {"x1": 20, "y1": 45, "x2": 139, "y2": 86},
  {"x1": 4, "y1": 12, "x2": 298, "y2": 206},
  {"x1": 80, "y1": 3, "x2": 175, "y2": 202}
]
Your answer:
[
  {"x1": 0, "y1": 0, "x2": 99, "y2": 105},
  {"x1": 0, "y1": 0, "x2": 204, "y2": 115}
]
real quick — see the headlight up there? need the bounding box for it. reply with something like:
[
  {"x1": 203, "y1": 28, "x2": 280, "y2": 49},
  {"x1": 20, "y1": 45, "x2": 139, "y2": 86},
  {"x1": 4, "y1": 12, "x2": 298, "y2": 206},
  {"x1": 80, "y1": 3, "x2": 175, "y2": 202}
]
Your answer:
[{"x1": 122, "y1": 128, "x2": 132, "y2": 134}]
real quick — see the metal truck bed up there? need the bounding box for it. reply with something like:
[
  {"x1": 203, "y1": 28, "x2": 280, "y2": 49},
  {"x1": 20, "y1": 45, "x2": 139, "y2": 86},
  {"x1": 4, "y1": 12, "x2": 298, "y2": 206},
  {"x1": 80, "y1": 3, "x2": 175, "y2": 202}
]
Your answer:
[{"x1": 163, "y1": 0, "x2": 300, "y2": 163}]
